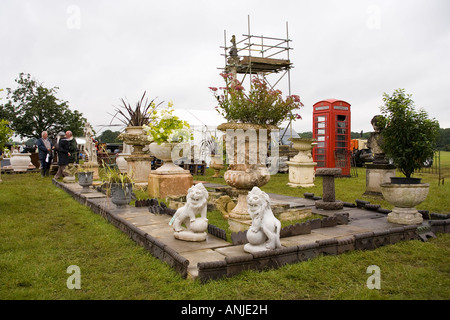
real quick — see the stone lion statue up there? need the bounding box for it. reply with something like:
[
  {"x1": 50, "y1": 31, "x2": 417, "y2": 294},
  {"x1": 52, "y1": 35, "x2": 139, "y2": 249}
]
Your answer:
[
  {"x1": 169, "y1": 183, "x2": 209, "y2": 241},
  {"x1": 244, "y1": 187, "x2": 282, "y2": 253}
]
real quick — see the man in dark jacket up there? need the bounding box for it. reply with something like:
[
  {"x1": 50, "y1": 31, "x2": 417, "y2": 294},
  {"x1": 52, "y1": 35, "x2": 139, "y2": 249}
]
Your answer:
[
  {"x1": 53, "y1": 132, "x2": 70, "y2": 180},
  {"x1": 66, "y1": 130, "x2": 78, "y2": 164},
  {"x1": 36, "y1": 131, "x2": 53, "y2": 177}
]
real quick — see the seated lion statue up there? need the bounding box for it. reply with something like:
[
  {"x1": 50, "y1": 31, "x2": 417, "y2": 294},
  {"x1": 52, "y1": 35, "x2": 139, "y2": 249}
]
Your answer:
[
  {"x1": 169, "y1": 183, "x2": 209, "y2": 237},
  {"x1": 244, "y1": 186, "x2": 282, "y2": 253}
]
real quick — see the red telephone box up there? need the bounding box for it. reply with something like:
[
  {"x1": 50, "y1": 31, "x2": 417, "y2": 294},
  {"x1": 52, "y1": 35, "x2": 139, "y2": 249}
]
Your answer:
[{"x1": 312, "y1": 99, "x2": 351, "y2": 176}]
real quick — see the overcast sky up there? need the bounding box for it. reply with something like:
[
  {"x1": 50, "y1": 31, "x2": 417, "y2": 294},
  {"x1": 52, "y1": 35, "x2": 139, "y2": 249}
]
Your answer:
[{"x1": 1, "y1": 0, "x2": 449, "y2": 137}]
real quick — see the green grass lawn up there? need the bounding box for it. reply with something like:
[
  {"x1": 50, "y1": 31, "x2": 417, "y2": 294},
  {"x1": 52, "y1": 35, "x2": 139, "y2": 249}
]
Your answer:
[{"x1": 0, "y1": 154, "x2": 449, "y2": 300}]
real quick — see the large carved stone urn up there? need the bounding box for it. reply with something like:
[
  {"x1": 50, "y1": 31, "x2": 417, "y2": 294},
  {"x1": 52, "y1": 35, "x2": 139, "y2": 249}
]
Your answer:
[
  {"x1": 217, "y1": 123, "x2": 275, "y2": 224},
  {"x1": 118, "y1": 126, "x2": 152, "y2": 184},
  {"x1": 380, "y1": 181, "x2": 429, "y2": 225}
]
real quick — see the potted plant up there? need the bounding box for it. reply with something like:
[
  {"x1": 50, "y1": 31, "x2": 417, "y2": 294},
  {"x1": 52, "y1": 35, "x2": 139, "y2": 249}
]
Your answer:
[
  {"x1": 210, "y1": 73, "x2": 303, "y2": 126},
  {"x1": 111, "y1": 91, "x2": 163, "y2": 154},
  {"x1": 209, "y1": 73, "x2": 304, "y2": 223},
  {"x1": 101, "y1": 163, "x2": 134, "y2": 208},
  {"x1": 143, "y1": 101, "x2": 193, "y2": 173},
  {"x1": 379, "y1": 89, "x2": 440, "y2": 225}
]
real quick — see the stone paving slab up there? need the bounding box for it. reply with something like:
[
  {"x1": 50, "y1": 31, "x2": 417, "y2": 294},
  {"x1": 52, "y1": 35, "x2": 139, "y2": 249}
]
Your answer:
[
  {"x1": 122, "y1": 212, "x2": 170, "y2": 227},
  {"x1": 181, "y1": 249, "x2": 228, "y2": 279},
  {"x1": 347, "y1": 216, "x2": 398, "y2": 231},
  {"x1": 280, "y1": 232, "x2": 330, "y2": 247},
  {"x1": 139, "y1": 224, "x2": 232, "y2": 254},
  {"x1": 214, "y1": 244, "x2": 251, "y2": 258},
  {"x1": 311, "y1": 224, "x2": 372, "y2": 238}
]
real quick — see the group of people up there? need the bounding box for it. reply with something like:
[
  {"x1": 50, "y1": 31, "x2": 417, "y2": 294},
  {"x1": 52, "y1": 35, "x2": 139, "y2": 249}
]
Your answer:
[{"x1": 36, "y1": 130, "x2": 77, "y2": 179}]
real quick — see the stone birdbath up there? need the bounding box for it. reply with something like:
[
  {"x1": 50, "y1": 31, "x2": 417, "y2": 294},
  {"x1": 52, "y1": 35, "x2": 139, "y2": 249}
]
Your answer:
[{"x1": 315, "y1": 168, "x2": 344, "y2": 210}]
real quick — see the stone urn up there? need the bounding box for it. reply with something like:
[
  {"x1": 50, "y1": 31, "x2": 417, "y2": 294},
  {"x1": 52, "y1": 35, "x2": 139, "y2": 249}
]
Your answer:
[
  {"x1": 217, "y1": 122, "x2": 275, "y2": 222},
  {"x1": 210, "y1": 154, "x2": 225, "y2": 178},
  {"x1": 118, "y1": 126, "x2": 150, "y2": 154},
  {"x1": 110, "y1": 183, "x2": 133, "y2": 208},
  {"x1": 78, "y1": 171, "x2": 94, "y2": 193},
  {"x1": 380, "y1": 180, "x2": 429, "y2": 225},
  {"x1": 286, "y1": 137, "x2": 317, "y2": 187},
  {"x1": 118, "y1": 126, "x2": 152, "y2": 183},
  {"x1": 149, "y1": 142, "x2": 188, "y2": 174},
  {"x1": 10, "y1": 152, "x2": 32, "y2": 172}
]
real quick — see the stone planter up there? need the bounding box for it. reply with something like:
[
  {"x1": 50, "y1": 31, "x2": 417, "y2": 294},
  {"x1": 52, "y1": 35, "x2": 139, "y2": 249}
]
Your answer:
[
  {"x1": 286, "y1": 137, "x2": 317, "y2": 187},
  {"x1": 149, "y1": 142, "x2": 189, "y2": 174},
  {"x1": 118, "y1": 126, "x2": 150, "y2": 154},
  {"x1": 210, "y1": 155, "x2": 225, "y2": 178},
  {"x1": 217, "y1": 122, "x2": 275, "y2": 222},
  {"x1": 380, "y1": 182, "x2": 429, "y2": 225},
  {"x1": 110, "y1": 182, "x2": 133, "y2": 208},
  {"x1": 78, "y1": 171, "x2": 93, "y2": 193},
  {"x1": 10, "y1": 152, "x2": 31, "y2": 172}
]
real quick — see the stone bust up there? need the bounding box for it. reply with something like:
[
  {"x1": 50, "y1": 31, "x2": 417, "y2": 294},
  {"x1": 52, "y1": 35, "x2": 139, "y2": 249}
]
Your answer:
[{"x1": 367, "y1": 115, "x2": 388, "y2": 164}]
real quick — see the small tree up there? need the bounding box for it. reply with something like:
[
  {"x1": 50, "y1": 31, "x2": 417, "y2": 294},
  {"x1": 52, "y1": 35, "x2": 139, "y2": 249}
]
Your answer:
[
  {"x1": 0, "y1": 119, "x2": 14, "y2": 182},
  {"x1": 379, "y1": 89, "x2": 440, "y2": 178},
  {"x1": 0, "y1": 73, "x2": 86, "y2": 139},
  {"x1": 0, "y1": 119, "x2": 13, "y2": 152}
]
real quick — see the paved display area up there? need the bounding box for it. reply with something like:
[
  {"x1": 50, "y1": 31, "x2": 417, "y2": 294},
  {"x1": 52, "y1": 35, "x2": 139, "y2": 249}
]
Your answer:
[{"x1": 54, "y1": 180, "x2": 441, "y2": 282}]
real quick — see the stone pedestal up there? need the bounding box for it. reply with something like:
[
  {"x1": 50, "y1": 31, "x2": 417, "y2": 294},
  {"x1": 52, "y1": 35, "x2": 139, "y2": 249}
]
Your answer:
[
  {"x1": 315, "y1": 168, "x2": 343, "y2": 210},
  {"x1": 364, "y1": 163, "x2": 396, "y2": 196},
  {"x1": 287, "y1": 137, "x2": 317, "y2": 188},
  {"x1": 148, "y1": 172, "x2": 193, "y2": 199},
  {"x1": 286, "y1": 161, "x2": 317, "y2": 187},
  {"x1": 126, "y1": 154, "x2": 152, "y2": 184}
]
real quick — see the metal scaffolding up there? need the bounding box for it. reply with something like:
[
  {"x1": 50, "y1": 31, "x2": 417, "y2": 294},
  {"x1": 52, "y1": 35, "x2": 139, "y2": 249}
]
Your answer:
[
  {"x1": 220, "y1": 15, "x2": 293, "y2": 94},
  {"x1": 220, "y1": 15, "x2": 295, "y2": 141}
]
